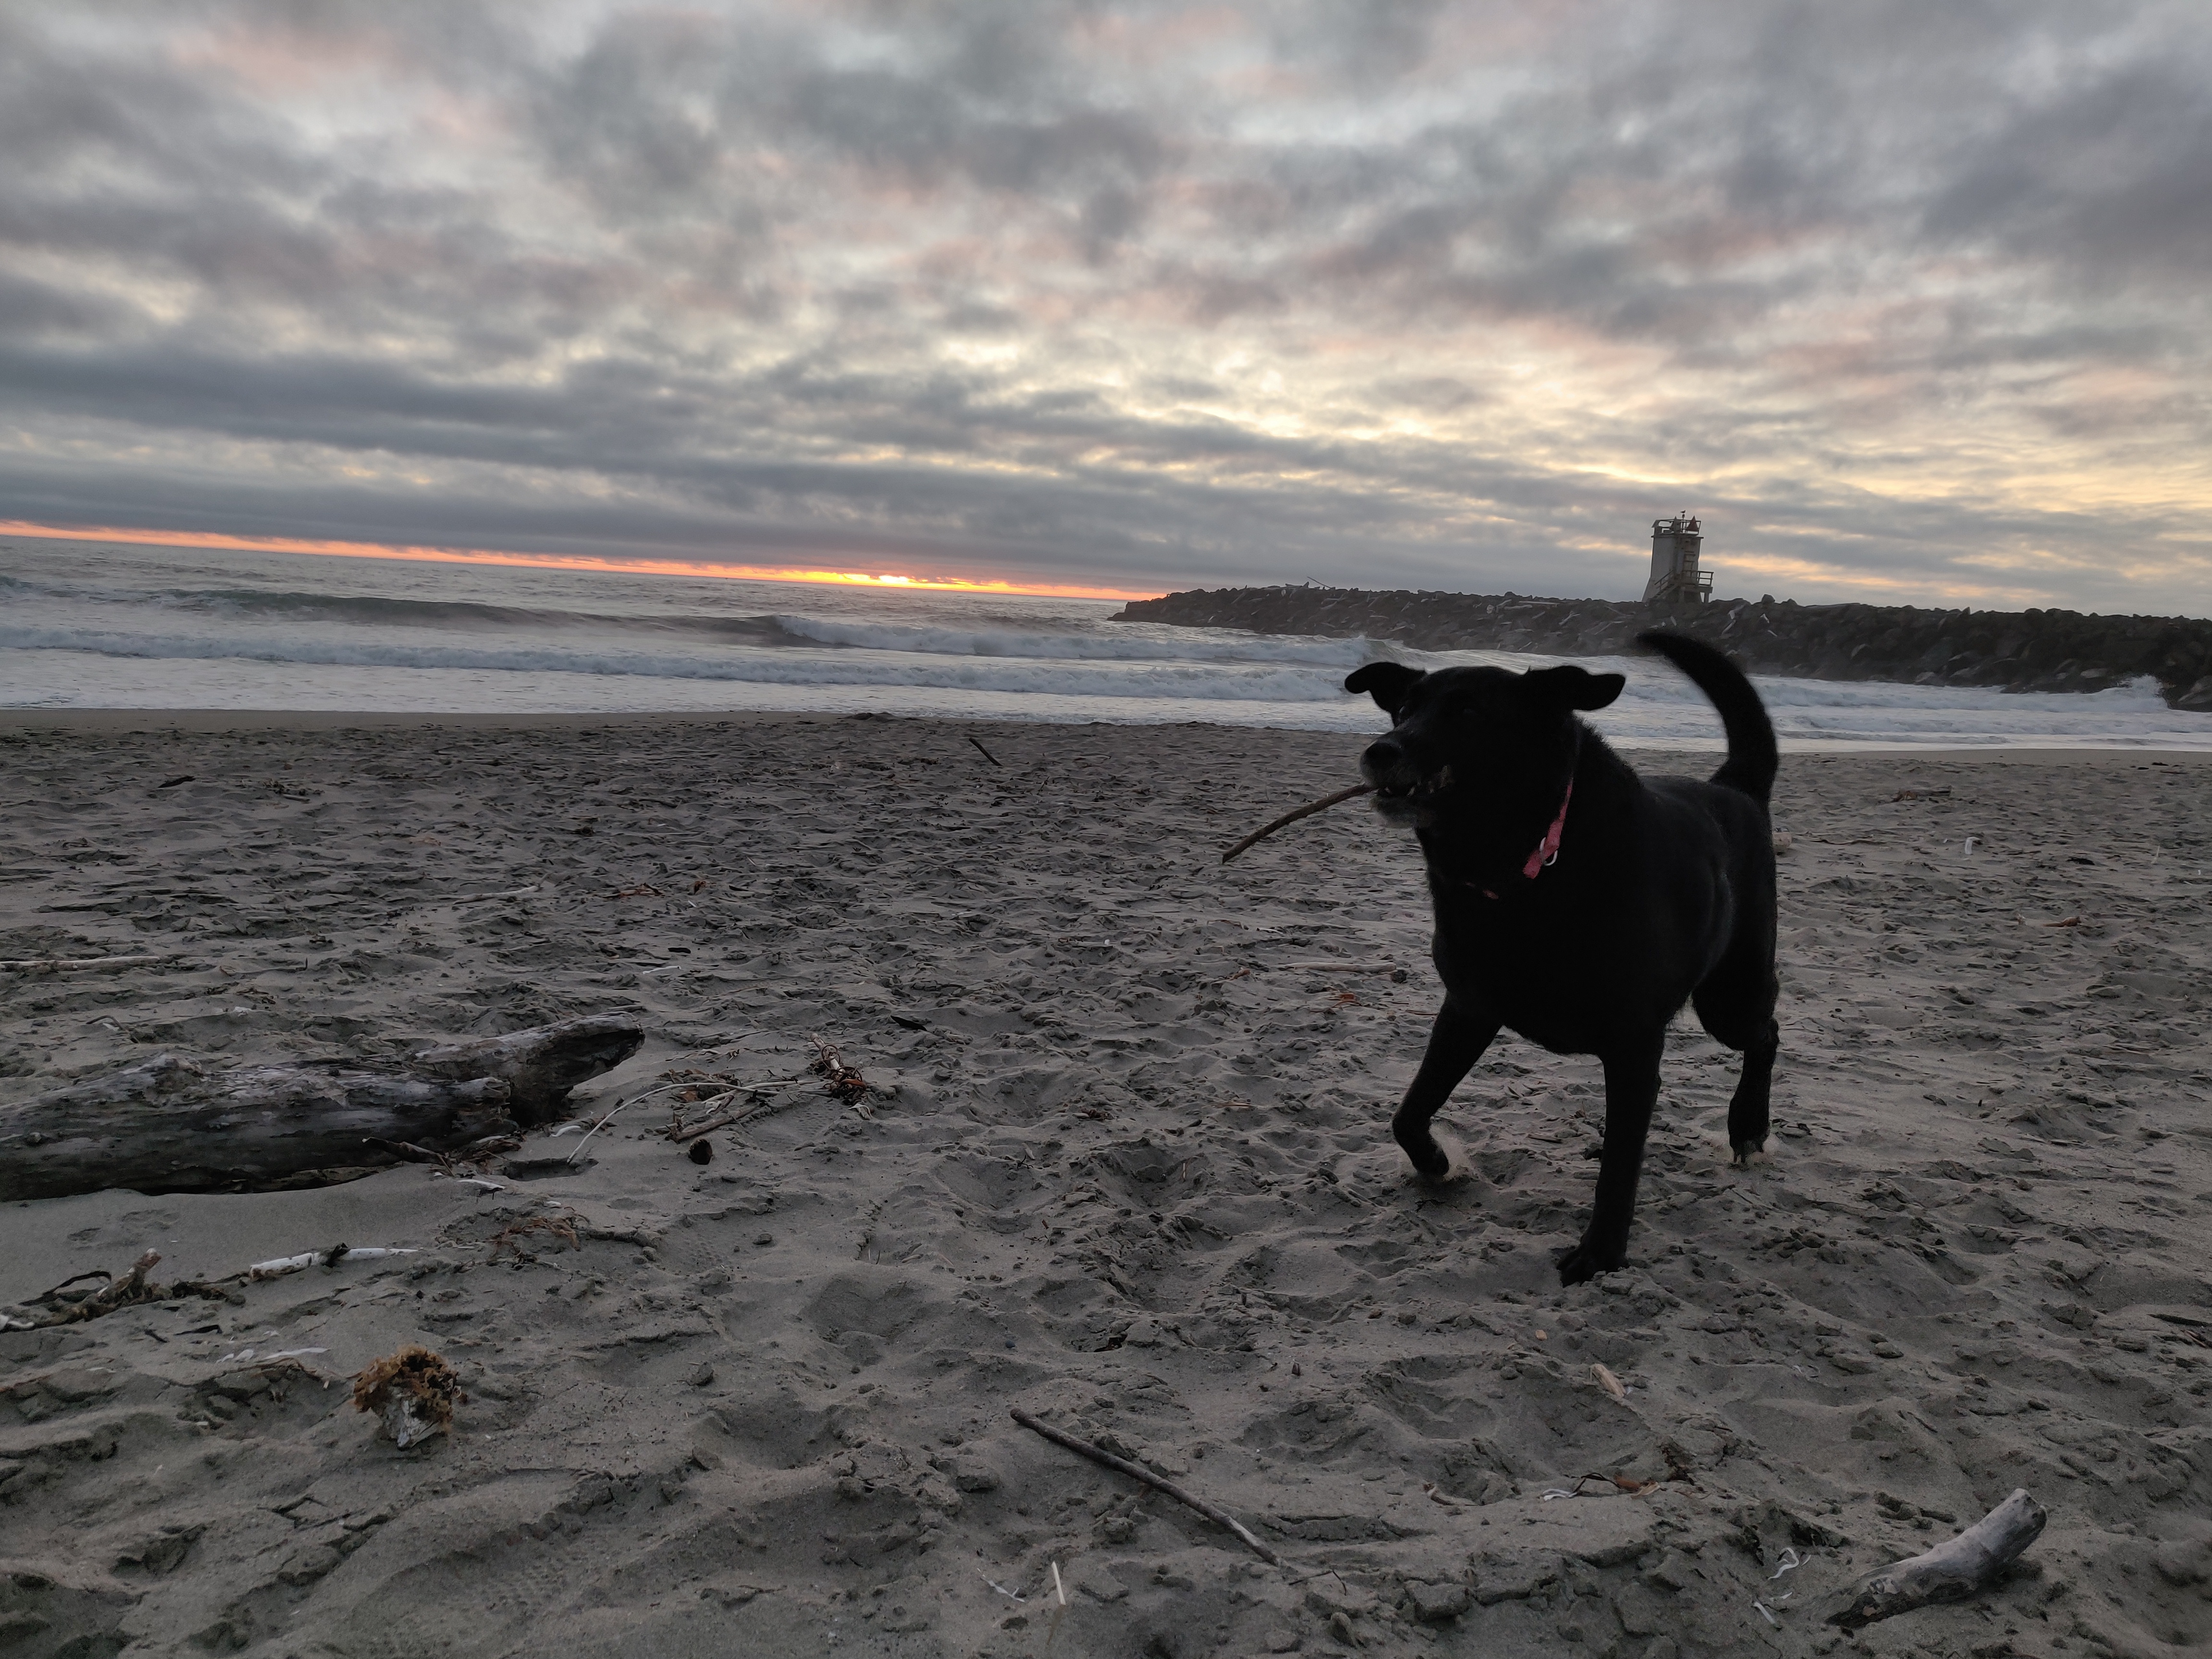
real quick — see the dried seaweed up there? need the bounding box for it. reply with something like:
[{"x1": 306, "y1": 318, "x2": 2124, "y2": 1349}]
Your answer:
[
  {"x1": 352, "y1": 1345, "x2": 465, "y2": 1448},
  {"x1": 808, "y1": 1034, "x2": 870, "y2": 1104},
  {"x1": 486, "y1": 1216, "x2": 580, "y2": 1259}
]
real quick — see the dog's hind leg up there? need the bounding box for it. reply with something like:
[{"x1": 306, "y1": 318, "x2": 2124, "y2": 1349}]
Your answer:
[
  {"x1": 1723, "y1": 1018, "x2": 1779, "y2": 1162},
  {"x1": 1558, "y1": 1029, "x2": 1665, "y2": 1286},
  {"x1": 1392, "y1": 999, "x2": 1500, "y2": 1181},
  {"x1": 1693, "y1": 974, "x2": 1780, "y2": 1163}
]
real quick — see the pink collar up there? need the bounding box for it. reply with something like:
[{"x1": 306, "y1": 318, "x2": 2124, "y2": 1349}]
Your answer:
[
  {"x1": 1522, "y1": 777, "x2": 1574, "y2": 879},
  {"x1": 1472, "y1": 778, "x2": 1574, "y2": 901}
]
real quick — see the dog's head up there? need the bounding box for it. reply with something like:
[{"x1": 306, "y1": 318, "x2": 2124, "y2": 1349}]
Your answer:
[{"x1": 1345, "y1": 661, "x2": 1624, "y2": 834}]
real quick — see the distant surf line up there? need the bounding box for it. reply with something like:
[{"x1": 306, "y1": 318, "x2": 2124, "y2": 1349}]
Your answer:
[{"x1": 0, "y1": 522, "x2": 1160, "y2": 604}]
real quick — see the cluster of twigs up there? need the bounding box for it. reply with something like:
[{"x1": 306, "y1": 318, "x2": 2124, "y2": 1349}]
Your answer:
[
  {"x1": 1, "y1": 1250, "x2": 238, "y2": 1331},
  {"x1": 1, "y1": 1241, "x2": 423, "y2": 1333},
  {"x1": 647, "y1": 1069, "x2": 804, "y2": 1145},
  {"x1": 637, "y1": 1033, "x2": 874, "y2": 1148},
  {"x1": 12, "y1": 1250, "x2": 173, "y2": 1327}
]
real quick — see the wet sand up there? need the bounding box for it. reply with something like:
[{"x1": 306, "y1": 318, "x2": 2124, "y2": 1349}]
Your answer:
[{"x1": 2, "y1": 714, "x2": 2209, "y2": 1658}]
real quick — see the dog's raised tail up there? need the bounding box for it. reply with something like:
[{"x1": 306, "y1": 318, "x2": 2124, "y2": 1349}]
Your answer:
[{"x1": 1637, "y1": 631, "x2": 1778, "y2": 805}]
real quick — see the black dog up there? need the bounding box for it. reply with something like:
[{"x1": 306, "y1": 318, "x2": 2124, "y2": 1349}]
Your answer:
[{"x1": 1344, "y1": 632, "x2": 1779, "y2": 1285}]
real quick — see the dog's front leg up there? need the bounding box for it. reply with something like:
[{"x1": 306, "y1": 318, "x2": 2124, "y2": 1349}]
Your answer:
[
  {"x1": 1558, "y1": 1029, "x2": 1665, "y2": 1285},
  {"x1": 1392, "y1": 999, "x2": 1501, "y2": 1181}
]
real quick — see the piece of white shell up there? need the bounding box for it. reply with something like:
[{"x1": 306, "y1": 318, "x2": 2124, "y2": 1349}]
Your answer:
[{"x1": 380, "y1": 1394, "x2": 445, "y2": 1450}]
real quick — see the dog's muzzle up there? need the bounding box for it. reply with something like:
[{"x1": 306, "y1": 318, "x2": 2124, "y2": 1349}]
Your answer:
[{"x1": 1362, "y1": 740, "x2": 1451, "y2": 823}]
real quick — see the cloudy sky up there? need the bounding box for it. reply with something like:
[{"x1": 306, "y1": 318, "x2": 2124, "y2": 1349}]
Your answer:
[{"x1": 2, "y1": 1, "x2": 2208, "y2": 610}]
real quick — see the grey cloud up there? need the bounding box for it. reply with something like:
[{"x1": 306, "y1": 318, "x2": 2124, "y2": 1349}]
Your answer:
[
  {"x1": 1245, "y1": 5, "x2": 2208, "y2": 358},
  {"x1": 1263, "y1": 0, "x2": 1447, "y2": 87},
  {"x1": 1925, "y1": 60, "x2": 2212, "y2": 285},
  {"x1": 777, "y1": 70, "x2": 1167, "y2": 191},
  {"x1": 0, "y1": 1, "x2": 2207, "y2": 613},
  {"x1": 0, "y1": 270, "x2": 123, "y2": 336},
  {"x1": 0, "y1": 17, "x2": 302, "y2": 194},
  {"x1": 534, "y1": 13, "x2": 755, "y2": 216}
]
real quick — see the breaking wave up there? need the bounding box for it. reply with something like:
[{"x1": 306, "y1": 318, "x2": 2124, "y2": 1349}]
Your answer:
[{"x1": 0, "y1": 620, "x2": 1362, "y2": 701}]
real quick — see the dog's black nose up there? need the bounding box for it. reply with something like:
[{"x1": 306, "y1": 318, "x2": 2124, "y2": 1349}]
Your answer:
[{"x1": 1362, "y1": 738, "x2": 1412, "y2": 789}]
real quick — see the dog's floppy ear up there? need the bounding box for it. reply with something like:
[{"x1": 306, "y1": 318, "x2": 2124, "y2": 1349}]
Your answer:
[
  {"x1": 1345, "y1": 661, "x2": 1425, "y2": 714},
  {"x1": 1524, "y1": 664, "x2": 1626, "y2": 711}
]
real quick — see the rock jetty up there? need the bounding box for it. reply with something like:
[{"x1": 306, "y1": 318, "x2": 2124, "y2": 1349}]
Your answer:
[{"x1": 1113, "y1": 586, "x2": 2212, "y2": 709}]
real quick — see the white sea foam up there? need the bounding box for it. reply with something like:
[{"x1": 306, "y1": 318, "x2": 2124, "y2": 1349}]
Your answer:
[
  {"x1": 2, "y1": 536, "x2": 2208, "y2": 749},
  {"x1": 769, "y1": 611, "x2": 1386, "y2": 666}
]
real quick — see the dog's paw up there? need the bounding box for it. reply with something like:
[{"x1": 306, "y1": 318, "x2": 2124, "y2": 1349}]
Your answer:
[
  {"x1": 1404, "y1": 1132, "x2": 1467, "y2": 1186},
  {"x1": 1556, "y1": 1241, "x2": 1625, "y2": 1286}
]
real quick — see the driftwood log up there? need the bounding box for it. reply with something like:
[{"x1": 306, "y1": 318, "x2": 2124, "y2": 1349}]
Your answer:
[
  {"x1": 405, "y1": 1016, "x2": 645, "y2": 1122},
  {"x1": 1827, "y1": 1489, "x2": 2047, "y2": 1629},
  {"x1": 0, "y1": 1015, "x2": 641, "y2": 1202}
]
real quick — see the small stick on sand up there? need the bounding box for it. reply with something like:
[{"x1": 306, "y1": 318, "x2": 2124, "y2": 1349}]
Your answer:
[
  {"x1": 1044, "y1": 1559, "x2": 1070, "y2": 1653},
  {"x1": 249, "y1": 1244, "x2": 418, "y2": 1280},
  {"x1": 1827, "y1": 1488, "x2": 2046, "y2": 1630},
  {"x1": 969, "y1": 736, "x2": 1003, "y2": 768},
  {"x1": 1010, "y1": 1407, "x2": 1282, "y2": 1566},
  {"x1": 1221, "y1": 783, "x2": 1375, "y2": 864},
  {"x1": 0, "y1": 953, "x2": 186, "y2": 973},
  {"x1": 566, "y1": 1099, "x2": 632, "y2": 1164}
]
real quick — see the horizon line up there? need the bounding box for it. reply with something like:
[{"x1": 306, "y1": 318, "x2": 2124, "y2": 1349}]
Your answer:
[{"x1": 0, "y1": 521, "x2": 1164, "y2": 603}]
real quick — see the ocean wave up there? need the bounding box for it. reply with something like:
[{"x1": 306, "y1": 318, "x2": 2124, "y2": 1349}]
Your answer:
[
  {"x1": 0, "y1": 625, "x2": 1360, "y2": 701},
  {"x1": 6, "y1": 620, "x2": 2189, "y2": 736},
  {"x1": 159, "y1": 588, "x2": 812, "y2": 646},
  {"x1": 772, "y1": 612, "x2": 1389, "y2": 666},
  {"x1": 34, "y1": 576, "x2": 1401, "y2": 668}
]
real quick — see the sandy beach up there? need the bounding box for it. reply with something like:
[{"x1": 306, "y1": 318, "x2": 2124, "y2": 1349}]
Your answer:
[{"x1": 2, "y1": 712, "x2": 2209, "y2": 1659}]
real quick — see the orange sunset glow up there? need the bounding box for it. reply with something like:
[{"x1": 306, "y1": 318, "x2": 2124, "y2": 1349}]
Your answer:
[{"x1": 0, "y1": 523, "x2": 1157, "y2": 603}]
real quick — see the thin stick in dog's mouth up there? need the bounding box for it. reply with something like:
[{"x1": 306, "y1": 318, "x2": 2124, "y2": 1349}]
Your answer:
[{"x1": 1221, "y1": 782, "x2": 1376, "y2": 864}]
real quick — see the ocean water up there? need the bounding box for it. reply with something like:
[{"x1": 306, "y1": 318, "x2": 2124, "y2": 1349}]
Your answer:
[{"x1": 3, "y1": 535, "x2": 2208, "y2": 751}]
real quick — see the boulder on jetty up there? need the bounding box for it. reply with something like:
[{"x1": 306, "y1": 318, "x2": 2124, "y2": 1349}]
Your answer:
[{"x1": 1112, "y1": 586, "x2": 2212, "y2": 709}]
